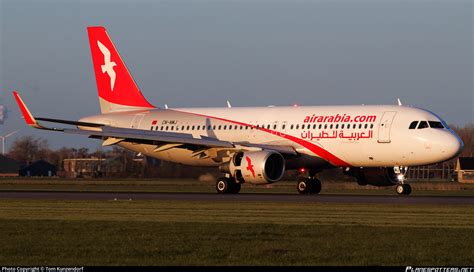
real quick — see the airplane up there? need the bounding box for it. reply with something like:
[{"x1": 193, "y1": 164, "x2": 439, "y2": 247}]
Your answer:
[{"x1": 13, "y1": 26, "x2": 464, "y2": 195}]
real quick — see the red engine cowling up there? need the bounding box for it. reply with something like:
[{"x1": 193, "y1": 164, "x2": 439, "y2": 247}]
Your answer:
[
  {"x1": 343, "y1": 167, "x2": 398, "y2": 186},
  {"x1": 222, "y1": 150, "x2": 285, "y2": 184}
]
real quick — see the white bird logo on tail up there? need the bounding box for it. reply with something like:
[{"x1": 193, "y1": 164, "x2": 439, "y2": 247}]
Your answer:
[{"x1": 97, "y1": 41, "x2": 117, "y2": 91}]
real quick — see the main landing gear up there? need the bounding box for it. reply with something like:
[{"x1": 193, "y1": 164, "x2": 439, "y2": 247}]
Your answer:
[
  {"x1": 394, "y1": 166, "x2": 411, "y2": 195},
  {"x1": 296, "y1": 177, "x2": 322, "y2": 195},
  {"x1": 216, "y1": 176, "x2": 241, "y2": 194}
]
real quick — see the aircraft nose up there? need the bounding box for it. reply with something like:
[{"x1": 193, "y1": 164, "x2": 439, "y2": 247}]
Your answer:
[{"x1": 442, "y1": 132, "x2": 464, "y2": 160}]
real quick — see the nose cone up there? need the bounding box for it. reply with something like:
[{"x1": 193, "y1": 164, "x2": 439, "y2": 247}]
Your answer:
[{"x1": 442, "y1": 132, "x2": 464, "y2": 160}]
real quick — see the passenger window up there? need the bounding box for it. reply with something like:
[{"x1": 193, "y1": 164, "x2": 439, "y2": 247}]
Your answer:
[
  {"x1": 150, "y1": 126, "x2": 153, "y2": 131},
  {"x1": 324, "y1": 124, "x2": 327, "y2": 129},
  {"x1": 191, "y1": 125, "x2": 195, "y2": 130},
  {"x1": 186, "y1": 126, "x2": 190, "y2": 130},
  {"x1": 418, "y1": 121, "x2": 429, "y2": 129},
  {"x1": 370, "y1": 124, "x2": 374, "y2": 129},
  {"x1": 267, "y1": 124, "x2": 271, "y2": 129},
  {"x1": 341, "y1": 124, "x2": 345, "y2": 129},
  {"x1": 296, "y1": 125, "x2": 299, "y2": 129},
  {"x1": 224, "y1": 125, "x2": 227, "y2": 130},
  {"x1": 302, "y1": 124, "x2": 305, "y2": 129},
  {"x1": 353, "y1": 124, "x2": 356, "y2": 129},
  {"x1": 319, "y1": 124, "x2": 322, "y2": 129},
  {"x1": 182, "y1": 126, "x2": 185, "y2": 130},
  {"x1": 364, "y1": 124, "x2": 368, "y2": 129},
  {"x1": 166, "y1": 126, "x2": 169, "y2": 130},
  {"x1": 428, "y1": 121, "x2": 444, "y2": 129},
  {"x1": 240, "y1": 126, "x2": 243, "y2": 130},
  {"x1": 282, "y1": 125, "x2": 286, "y2": 130},
  {"x1": 358, "y1": 124, "x2": 362, "y2": 129},
  {"x1": 409, "y1": 121, "x2": 418, "y2": 130},
  {"x1": 313, "y1": 124, "x2": 316, "y2": 129},
  {"x1": 330, "y1": 124, "x2": 333, "y2": 129},
  {"x1": 156, "y1": 126, "x2": 159, "y2": 131},
  {"x1": 218, "y1": 125, "x2": 221, "y2": 130},
  {"x1": 273, "y1": 124, "x2": 277, "y2": 129},
  {"x1": 290, "y1": 124, "x2": 294, "y2": 129},
  {"x1": 161, "y1": 126, "x2": 164, "y2": 130}
]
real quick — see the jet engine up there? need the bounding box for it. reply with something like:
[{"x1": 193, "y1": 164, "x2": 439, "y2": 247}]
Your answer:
[
  {"x1": 220, "y1": 150, "x2": 285, "y2": 184},
  {"x1": 343, "y1": 167, "x2": 398, "y2": 186}
]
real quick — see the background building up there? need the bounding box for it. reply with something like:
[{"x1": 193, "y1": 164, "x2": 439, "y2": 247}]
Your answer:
[
  {"x1": 0, "y1": 155, "x2": 19, "y2": 177},
  {"x1": 456, "y1": 157, "x2": 474, "y2": 183}
]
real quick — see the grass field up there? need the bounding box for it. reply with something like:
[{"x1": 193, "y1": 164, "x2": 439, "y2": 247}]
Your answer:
[
  {"x1": 1, "y1": 178, "x2": 473, "y2": 196},
  {"x1": 0, "y1": 199, "x2": 473, "y2": 266}
]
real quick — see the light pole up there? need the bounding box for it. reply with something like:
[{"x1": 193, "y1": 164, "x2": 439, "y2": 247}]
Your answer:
[{"x1": 0, "y1": 130, "x2": 19, "y2": 155}]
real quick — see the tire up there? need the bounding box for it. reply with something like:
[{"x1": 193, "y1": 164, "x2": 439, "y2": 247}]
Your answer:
[
  {"x1": 403, "y1": 184, "x2": 412, "y2": 195},
  {"x1": 396, "y1": 184, "x2": 405, "y2": 195},
  {"x1": 309, "y1": 178, "x2": 322, "y2": 194},
  {"x1": 216, "y1": 177, "x2": 230, "y2": 194},
  {"x1": 297, "y1": 178, "x2": 311, "y2": 194},
  {"x1": 231, "y1": 183, "x2": 241, "y2": 194}
]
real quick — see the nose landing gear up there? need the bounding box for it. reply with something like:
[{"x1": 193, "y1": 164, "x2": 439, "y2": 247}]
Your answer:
[
  {"x1": 394, "y1": 166, "x2": 411, "y2": 195},
  {"x1": 396, "y1": 183, "x2": 412, "y2": 195}
]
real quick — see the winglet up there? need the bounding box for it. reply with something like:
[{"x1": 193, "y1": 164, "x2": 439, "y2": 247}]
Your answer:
[{"x1": 12, "y1": 91, "x2": 40, "y2": 128}]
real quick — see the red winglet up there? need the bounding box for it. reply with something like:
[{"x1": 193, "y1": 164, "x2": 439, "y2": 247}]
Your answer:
[{"x1": 12, "y1": 91, "x2": 38, "y2": 126}]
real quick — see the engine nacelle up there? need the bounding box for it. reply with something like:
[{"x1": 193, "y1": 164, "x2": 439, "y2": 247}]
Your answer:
[
  {"x1": 221, "y1": 151, "x2": 285, "y2": 184},
  {"x1": 343, "y1": 167, "x2": 398, "y2": 186}
]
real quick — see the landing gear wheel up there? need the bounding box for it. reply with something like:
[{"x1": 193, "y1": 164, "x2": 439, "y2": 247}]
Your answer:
[
  {"x1": 216, "y1": 177, "x2": 240, "y2": 194},
  {"x1": 216, "y1": 177, "x2": 231, "y2": 194},
  {"x1": 396, "y1": 184, "x2": 412, "y2": 195},
  {"x1": 297, "y1": 178, "x2": 310, "y2": 194},
  {"x1": 309, "y1": 178, "x2": 322, "y2": 194},
  {"x1": 297, "y1": 178, "x2": 322, "y2": 195},
  {"x1": 230, "y1": 183, "x2": 241, "y2": 194},
  {"x1": 403, "y1": 184, "x2": 412, "y2": 195}
]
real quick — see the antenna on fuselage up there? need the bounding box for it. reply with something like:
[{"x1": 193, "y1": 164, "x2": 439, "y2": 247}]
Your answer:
[
  {"x1": 226, "y1": 100, "x2": 232, "y2": 108},
  {"x1": 164, "y1": 104, "x2": 169, "y2": 109},
  {"x1": 397, "y1": 98, "x2": 403, "y2": 106}
]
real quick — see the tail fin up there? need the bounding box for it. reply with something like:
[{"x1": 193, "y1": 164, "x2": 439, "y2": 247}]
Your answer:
[{"x1": 87, "y1": 26, "x2": 155, "y2": 113}]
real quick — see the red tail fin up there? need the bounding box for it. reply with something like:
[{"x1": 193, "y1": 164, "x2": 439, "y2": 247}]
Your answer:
[{"x1": 87, "y1": 26, "x2": 154, "y2": 113}]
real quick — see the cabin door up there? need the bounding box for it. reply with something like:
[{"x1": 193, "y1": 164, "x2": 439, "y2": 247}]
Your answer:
[
  {"x1": 377, "y1": 111, "x2": 397, "y2": 143},
  {"x1": 131, "y1": 114, "x2": 145, "y2": 129}
]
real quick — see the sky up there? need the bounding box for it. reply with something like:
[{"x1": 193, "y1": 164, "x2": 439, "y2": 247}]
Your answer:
[{"x1": 0, "y1": 0, "x2": 472, "y2": 151}]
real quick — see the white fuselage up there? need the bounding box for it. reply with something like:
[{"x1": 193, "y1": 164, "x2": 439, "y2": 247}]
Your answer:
[{"x1": 80, "y1": 104, "x2": 463, "y2": 170}]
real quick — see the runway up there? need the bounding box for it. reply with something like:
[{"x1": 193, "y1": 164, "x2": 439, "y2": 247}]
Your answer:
[{"x1": 0, "y1": 191, "x2": 472, "y2": 204}]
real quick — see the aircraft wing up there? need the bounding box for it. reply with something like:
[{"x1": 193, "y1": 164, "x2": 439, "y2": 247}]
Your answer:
[
  {"x1": 13, "y1": 91, "x2": 297, "y2": 155},
  {"x1": 64, "y1": 126, "x2": 234, "y2": 148}
]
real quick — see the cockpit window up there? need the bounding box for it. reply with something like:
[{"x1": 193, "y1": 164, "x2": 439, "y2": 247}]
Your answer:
[
  {"x1": 418, "y1": 121, "x2": 429, "y2": 129},
  {"x1": 409, "y1": 121, "x2": 418, "y2": 129},
  {"x1": 428, "y1": 121, "x2": 444, "y2": 129}
]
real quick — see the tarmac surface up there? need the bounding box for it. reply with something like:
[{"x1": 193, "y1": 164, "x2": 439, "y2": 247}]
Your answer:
[{"x1": 0, "y1": 191, "x2": 473, "y2": 204}]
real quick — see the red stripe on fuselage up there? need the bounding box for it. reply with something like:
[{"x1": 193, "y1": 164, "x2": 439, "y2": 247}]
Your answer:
[{"x1": 173, "y1": 109, "x2": 351, "y2": 167}]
